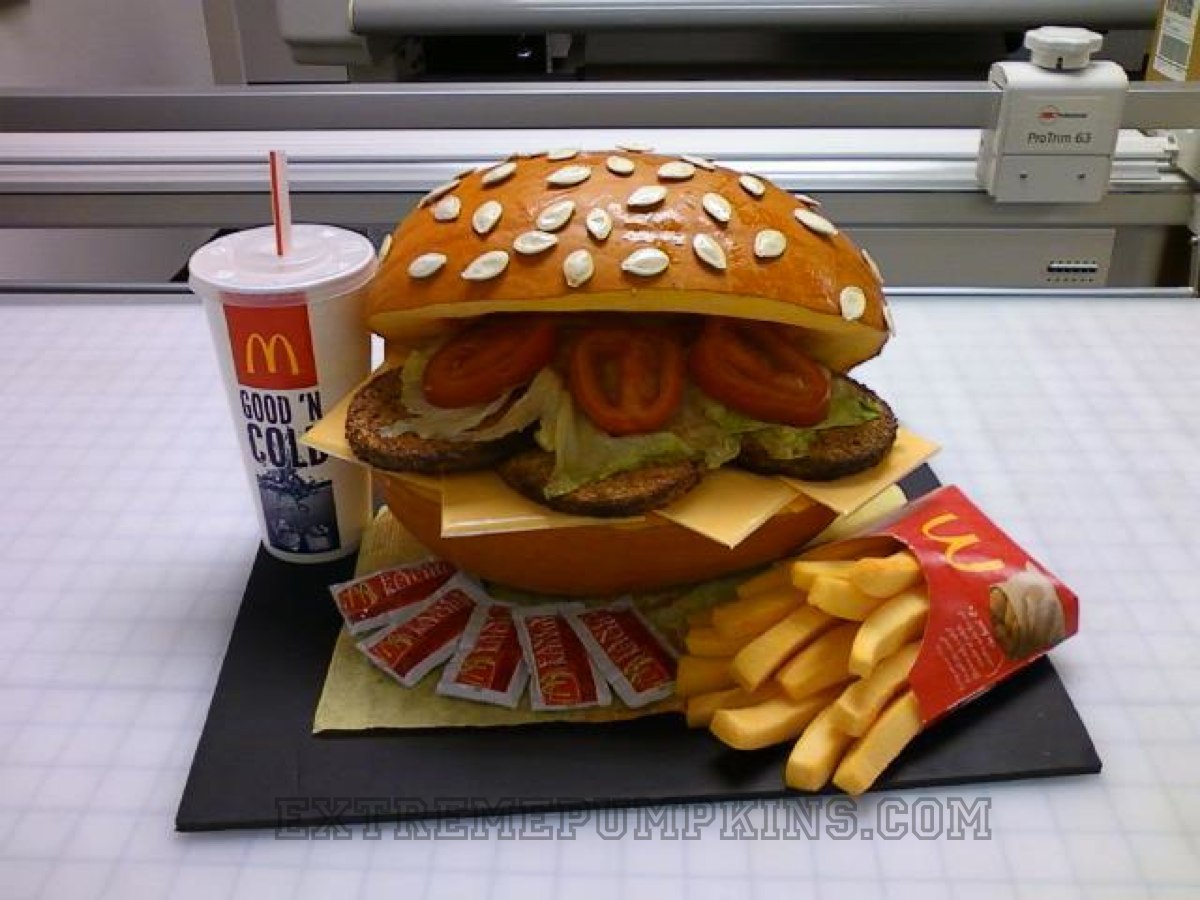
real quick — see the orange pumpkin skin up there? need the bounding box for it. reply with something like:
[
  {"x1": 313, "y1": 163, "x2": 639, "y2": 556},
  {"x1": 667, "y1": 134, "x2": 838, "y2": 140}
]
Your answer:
[{"x1": 378, "y1": 473, "x2": 836, "y2": 597}]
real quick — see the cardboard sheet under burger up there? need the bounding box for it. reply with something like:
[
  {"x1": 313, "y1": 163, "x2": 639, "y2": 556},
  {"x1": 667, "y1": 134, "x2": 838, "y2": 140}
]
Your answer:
[{"x1": 303, "y1": 355, "x2": 938, "y2": 732}]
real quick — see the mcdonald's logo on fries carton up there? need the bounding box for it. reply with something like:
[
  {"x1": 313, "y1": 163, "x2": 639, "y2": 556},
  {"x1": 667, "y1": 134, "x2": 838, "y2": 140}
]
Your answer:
[{"x1": 224, "y1": 299, "x2": 317, "y2": 390}]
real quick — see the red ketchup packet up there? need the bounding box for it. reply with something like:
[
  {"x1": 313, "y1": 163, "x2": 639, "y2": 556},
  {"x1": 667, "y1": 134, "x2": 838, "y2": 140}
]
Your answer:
[
  {"x1": 358, "y1": 575, "x2": 484, "y2": 687},
  {"x1": 565, "y1": 599, "x2": 677, "y2": 708},
  {"x1": 436, "y1": 600, "x2": 529, "y2": 708},
  {"x1": 513, "y1": 604, "x2": 612, "y2": 711},
  {"x1": 329, "y1": 559, "x2": 457, "y2": 635},
  {"x1": 829, "y1": 485, "x2": 1080, "y2": 727}
]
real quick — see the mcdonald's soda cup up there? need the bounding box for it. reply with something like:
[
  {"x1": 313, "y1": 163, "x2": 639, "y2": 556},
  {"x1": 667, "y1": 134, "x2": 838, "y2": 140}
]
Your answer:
[{"x1": 189, "y1": 224, "x2": 377, "y2": 563}]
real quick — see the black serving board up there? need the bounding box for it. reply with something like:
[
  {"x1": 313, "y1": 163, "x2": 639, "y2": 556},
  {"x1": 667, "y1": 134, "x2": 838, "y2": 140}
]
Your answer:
[{"x1": 176, "y1": 467, "x2": 1100, "y2": 831}]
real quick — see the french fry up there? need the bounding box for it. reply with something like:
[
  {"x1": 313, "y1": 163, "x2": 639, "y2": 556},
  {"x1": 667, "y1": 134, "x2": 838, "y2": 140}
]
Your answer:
[
  {"x1": 833, "y1": 691, "x2": 923, "y2": 796},
  {"x1": 675, "y1": 655, "x2": 735, "y2": 698},
  {"x1": 775, "y1": 621, "x2": 857, "y2": 700},
  {"x1": 785, "y1": 705, "x2": 855, "y2": 791},
  {"x1": 849, "y1": 550, "x2": 924, "y2": 599},
  {"x1": 831, "y1": 642, "x2": 920, "y2": 736},
  {"x1": 736, "y1": 565, "x2": 793, "y2": 599},
  {"x1": 730, "y1": 605, "x2": 834, "y2": 692},
  {"x1": 711, "y1": 587, "x2": 800, "y2": 640},
  {"x1": 789, "y1": 559, "x2": 855, "y2": 591},
  {"x1": 808, "y1": 576, "x2": 884, "y2": 621},
  {"x1": 685, "y1": 683, "x2": 781, "y2": 728},
  {"x1": 710, "y1": 685, "x2": 843, "y2": 751},
  {"x1": 849, "y1": 589, "x2": 930, "y2": 678},
  {"x1": 686, "y1": 626, "x2": 753, "y2": 658},
  {"x1": 686, "y1": 608, "x2": 715, "y2": 628}
]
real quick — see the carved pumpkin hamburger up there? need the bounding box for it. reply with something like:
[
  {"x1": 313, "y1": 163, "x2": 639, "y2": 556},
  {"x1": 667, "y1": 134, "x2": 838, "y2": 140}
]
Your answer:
[{"x1": 345, "y1": 148, "x2": 897, "y2": 594}]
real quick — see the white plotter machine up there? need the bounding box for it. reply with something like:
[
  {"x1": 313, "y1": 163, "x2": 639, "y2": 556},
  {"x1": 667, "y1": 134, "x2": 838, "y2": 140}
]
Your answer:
[{"x1": 0, "y1": 22, "x2": 1197, "y2": 299}]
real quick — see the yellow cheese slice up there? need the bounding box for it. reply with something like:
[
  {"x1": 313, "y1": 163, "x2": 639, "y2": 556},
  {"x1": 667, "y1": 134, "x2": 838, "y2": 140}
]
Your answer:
[
  {"x1": 782, "y1": 428, "x2": 940, "y2": 517},
  {"x1": 302, "y1": 376, "x2": 363, "y2": 463},
  {"x1": 389, "y1": 471, "x2": 443, "y2": 498},
  {"x1": 656, "y1": 468, "x2": 800, "y2": 549},
  {"x1": 810, "y1": 485, "x2": 906, "y2": 546},
  {"x1": 302, "y1": 349, "x2": 407, "y2": 463},
  {"x1": 438, "y1": 471, "x2": 644, "y2": 537}
]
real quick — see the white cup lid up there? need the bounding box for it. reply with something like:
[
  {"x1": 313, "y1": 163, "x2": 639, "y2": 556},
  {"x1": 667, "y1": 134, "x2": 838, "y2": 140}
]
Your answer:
[{"x1": 188, "y1": 224, "x2": 377, "y2": 301}]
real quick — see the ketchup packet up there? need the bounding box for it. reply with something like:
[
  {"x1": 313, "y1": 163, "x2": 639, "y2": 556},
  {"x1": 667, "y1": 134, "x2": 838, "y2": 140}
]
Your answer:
[
  {"x1": 358, "y1": 575, "x2": 484, "y2": 687},
  {"x1": 514, "y1": 604, "x2": 612, "y2": 711},
  {"x1": 330, "y1": 558, "x2": 457, "y2": 634},
  {"x1": 436, "y1": 600, "x2": 529, "y2": 708},
  {"x1": 822, "y1": 484, "x2": 1080, "y2": 727},
  {"x1": 565, "y1": 599, "x2": 676, "y2": 708}
]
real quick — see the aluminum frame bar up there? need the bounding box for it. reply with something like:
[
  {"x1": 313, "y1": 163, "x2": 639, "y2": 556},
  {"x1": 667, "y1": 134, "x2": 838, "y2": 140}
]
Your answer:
[{"x1": 3, "y1": 82, "x2": 1199, "y2": 132}]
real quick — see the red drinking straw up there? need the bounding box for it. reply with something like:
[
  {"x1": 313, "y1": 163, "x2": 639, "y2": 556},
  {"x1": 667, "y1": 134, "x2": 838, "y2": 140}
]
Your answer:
[{"x1": 268, "y1": 150, "x2": 293, "y2": 257}]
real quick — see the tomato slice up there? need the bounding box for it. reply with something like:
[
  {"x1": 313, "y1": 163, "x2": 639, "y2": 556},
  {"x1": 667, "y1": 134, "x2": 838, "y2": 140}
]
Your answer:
[
  {"x1": 422, "y1": 316, "x2": 557, "y2": 408},
  {"x1": 689, "y1": 318, "x2": 831, "y2": 427},
  {"x1": 567, "y1": 327, "x2": 686, "y2": 436}
]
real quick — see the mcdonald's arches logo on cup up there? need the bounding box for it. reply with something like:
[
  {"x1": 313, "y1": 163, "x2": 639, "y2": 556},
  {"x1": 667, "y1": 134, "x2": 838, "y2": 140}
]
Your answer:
[
  {"x1": 223, "y1": 299, "x2": 317, "y2": 390},
  {"x1": 246, "y1": 333, "x2": 298, "y2": 377}
]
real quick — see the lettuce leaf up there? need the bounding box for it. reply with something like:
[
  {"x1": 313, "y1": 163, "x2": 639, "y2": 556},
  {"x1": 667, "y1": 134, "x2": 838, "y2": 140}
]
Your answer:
[
  {"x1": 378, "y1": 347, "x2": 879, "y2": 497},
  {"x1": 533, "y1": 385, "x2": 755, "y2": 497},
  {"x1": 536, "y1": 391, "x2": 695, "y2": 497},
  {"x1": 380, "y1": 349, "x2": 560, "y2": 443},
  {"x1": 696, "y1": 378, "x2": 880, "y2": 460}
]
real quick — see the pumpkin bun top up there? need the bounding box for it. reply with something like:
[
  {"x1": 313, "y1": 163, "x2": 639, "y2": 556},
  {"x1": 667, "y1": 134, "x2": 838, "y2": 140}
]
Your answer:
[{"x1": 366, "y1": 148, "x2": 890, "y2": 372}]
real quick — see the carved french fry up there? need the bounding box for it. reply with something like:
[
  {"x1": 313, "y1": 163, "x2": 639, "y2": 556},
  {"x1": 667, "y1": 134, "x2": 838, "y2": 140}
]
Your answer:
[
  {"x1": 849, "y1": 550, "x2": 923, "y2": 598},
  {"x1": 711, "y1": 587, "x2": 800, "y2": 640},
  {"x1": 785, "y1": 705, "x2": 855, "y2": 791},
  {"x1": 737, "y1": 565, "x2": 794, "y2": 599},
  {"x1": 833, "y1": 690, "x2": 923, "y2": 795},
  {"x1": 730, "y1": 605, "x2": 835, "y2": 692},
  {"x1": 675, "y1": 655, "x2": 735, "y2": 698},
  {"x1": 808, "y1": 576, "x2": 884, "y2": 621},
  {"x1": 832, "y1": 642, "x2": 920, "y2": 736},
  {"x1": 849, "y1": 589, "x2": 930, "y2": 678},
  {"x1": 776, "y1": 621, "x2": 858, "y2": 700},
  {"x1": 789, "y1": 559, "x2": 856, "y2": 591},
  {"x1": 686, "y1": 626, "x2": 754, "y2": 658},
  {"x1": 685, "y1": 683, "x2": 781, "y2": 728},
  {"x1": 710, "y1": 685, "x2": 843, "y2": 751}
]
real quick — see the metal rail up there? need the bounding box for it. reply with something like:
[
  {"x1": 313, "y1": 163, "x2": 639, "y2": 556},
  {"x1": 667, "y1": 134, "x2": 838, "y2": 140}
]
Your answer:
[
  {"x1": 3, "y1": 81, "x2": 1200, "y2": 132},
  {"x1": 1, "y1": 126, "x2": 1184, "y2": 229},
  {"x1": 350, "y1": 0, "x2": 1156, "y2": 32}
]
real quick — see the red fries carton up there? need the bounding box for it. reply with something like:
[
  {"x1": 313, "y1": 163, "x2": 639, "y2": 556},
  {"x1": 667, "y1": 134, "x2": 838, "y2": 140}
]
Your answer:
[
  {"x1": 817, "y1": 485, "x2": 1079, "y2": 726},
  {"x1": 358, "y1": 575, "x2": 484, "y2": 687},
  {"x1": 437, "y1": 600, "x2": 529, "y2": 708},
  {"x1": 330, "y1": 559, "x2": 457, "y2": 634}
]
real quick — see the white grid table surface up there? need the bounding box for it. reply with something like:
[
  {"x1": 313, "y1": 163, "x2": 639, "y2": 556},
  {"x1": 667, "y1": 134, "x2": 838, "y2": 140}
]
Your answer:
[{"x1": 1, "y1": 295, "x2": 1198, "y2": 899}]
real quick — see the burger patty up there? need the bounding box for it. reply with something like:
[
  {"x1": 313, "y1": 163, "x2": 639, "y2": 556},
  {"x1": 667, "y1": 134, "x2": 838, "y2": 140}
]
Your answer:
[
  {"x1": 345, "y1": 368, "x2": 532, "y2": 474},
  {"x1": 736, "y1": 377, "x2": 898, "y2": 481},
  {"x1": 498, "y1": 450, "x2": 704, "y2": 517}
]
